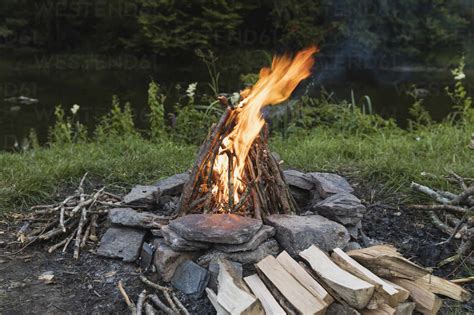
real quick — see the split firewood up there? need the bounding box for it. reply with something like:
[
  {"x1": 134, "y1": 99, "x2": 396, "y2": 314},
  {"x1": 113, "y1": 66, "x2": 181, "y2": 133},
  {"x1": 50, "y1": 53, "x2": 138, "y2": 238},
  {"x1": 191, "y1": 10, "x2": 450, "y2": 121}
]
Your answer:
[
  {"x1": 331, "y1": 248, "x2": 406, "y2": 307},
  {"x1": 346, "y1": 245, "x2": 429, "y2": 280},
  {"x1": 390, "y1": 278, "x2": 442, "y2": 315},
  {"x1": 244, "y1": 274, "x2": 286, "y2": 315},
  {"x1": 256, "y1": 267, "x2": 298, "y2": 315},
  {"x1": 413, "y1": 274, "x2": 471, "y2": 302},
  {"x1": 206, "y1": 288, "x2": 230, "y2": 315},
  {"x1": 394, "y1": 302, "x2": 416, "y2": 315},
  {"x1": 256, "y1": 255, "x2": 327, "y2": 314},
  {"x1": 216, "y1": 258, "x2": 263, "y2": 314},
  {"x1": 276, "y1": 250, "x2": 333, "y2": 304},
  {"x1": 299, "y1": 246, "x2": 374, "y2": 310}
]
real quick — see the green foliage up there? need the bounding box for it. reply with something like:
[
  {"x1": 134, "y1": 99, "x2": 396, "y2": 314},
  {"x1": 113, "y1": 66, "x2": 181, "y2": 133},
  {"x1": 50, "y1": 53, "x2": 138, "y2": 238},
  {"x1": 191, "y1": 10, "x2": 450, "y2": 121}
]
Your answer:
[
  {"x1": 48, "y1": 105, "x2": 87, "y2": 145},
  {"x1": 407, "y1": 85, "x2": 433, "y2": 130},
  {"x1": 195, "y1": 49, "x2": 220, "y2": 97},
  {"x1": 445, "y1": 57, "x2": 473, "y2": 125},
  {"x1": 240, "y1": 72, "x2": 259, "y2": 86},
  {"x1": 275, "y1": 90, "x2": 396, "y2": 137},
  {"x1": 95, "y1": 96, "x2": 139, "y2": 140},
  {"x1": 148, "y1": 80, "x2": 167, "y2": 140}
]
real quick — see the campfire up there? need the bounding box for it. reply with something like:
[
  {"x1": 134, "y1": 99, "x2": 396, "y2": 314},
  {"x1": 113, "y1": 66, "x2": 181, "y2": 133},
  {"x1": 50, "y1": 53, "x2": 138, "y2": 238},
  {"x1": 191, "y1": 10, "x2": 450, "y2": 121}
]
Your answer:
[{"x1": 178, "y1": 46, "x2": 318, "y2": 218}]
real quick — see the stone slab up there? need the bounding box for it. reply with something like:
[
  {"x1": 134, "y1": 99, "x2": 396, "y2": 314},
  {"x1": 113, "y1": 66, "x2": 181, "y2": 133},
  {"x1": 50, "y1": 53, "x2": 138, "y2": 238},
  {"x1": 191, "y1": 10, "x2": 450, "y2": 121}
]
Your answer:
[
  {"x1": 96, "y1": 226, "x2": 146, "y2": 262},
  {"x1": 154, "y1": 173, "x2": 189, "y2": 196},
  {"x1": 109, "y1": 208, "x2": 165, "y2": 229},
  {"x1": 161, "y1": 225, "x2": 210, "y2": 251},
  {"x1": 171, "y1": 260, "x2": 209, "y2": 299},
  {"x1": 308, "y1": 172, "x2": 354, "y2": 198},
  {"x1": 123, "y1": 185, "x2": 160, "y2": 205},
  {"x1": 214, "y1": 225, "x2": 275, "y2": 253}
]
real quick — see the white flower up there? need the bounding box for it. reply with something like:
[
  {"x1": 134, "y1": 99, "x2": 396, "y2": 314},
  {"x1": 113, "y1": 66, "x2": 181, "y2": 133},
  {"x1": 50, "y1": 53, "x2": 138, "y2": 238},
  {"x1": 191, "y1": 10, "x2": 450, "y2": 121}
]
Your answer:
[
  {"x1": 415, "y1": 136, "x2": 421, "y2": 141},
  {"x1": 454, "y1": 72, "x2": 465, "y2": 80},
  {"x1": 70, "y1": 104, "x2": 80, "y2": 114},
  {"x1": 186, "y1": 82, "x2": 198, "y2": 98}
]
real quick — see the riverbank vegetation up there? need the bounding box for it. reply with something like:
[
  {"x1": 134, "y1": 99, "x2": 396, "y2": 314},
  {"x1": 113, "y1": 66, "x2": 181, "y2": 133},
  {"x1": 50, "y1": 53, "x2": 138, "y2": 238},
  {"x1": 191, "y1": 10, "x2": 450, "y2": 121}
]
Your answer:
[{"x1": 0, "y1": 60, "x2": 472, "y2": 212}]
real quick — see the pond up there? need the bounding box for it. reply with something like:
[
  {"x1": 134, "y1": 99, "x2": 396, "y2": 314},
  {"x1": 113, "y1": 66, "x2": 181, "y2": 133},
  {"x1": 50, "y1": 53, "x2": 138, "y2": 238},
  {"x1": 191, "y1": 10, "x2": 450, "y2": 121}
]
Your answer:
[{"x1": 0, "y1": 52, "x2": 471, "y2": 151}]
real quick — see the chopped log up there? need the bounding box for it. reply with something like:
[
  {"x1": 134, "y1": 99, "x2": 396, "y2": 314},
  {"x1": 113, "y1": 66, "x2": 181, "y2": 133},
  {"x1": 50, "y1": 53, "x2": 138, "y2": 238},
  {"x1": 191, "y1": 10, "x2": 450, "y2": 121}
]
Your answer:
[
  {"x1": 331, "y1": 248, "x2": 404, "y2": 306},
  {"x1": 362, "y1": 304, "x2": 395, "y2": 315},
  {"x1": 244, "y1": 274, "x2": 286, "y2": 315},
  {"x1": 394, "y1": 302, "x2": 416, "y2": 315},
  {"x1": 380, "y1": 279, "x2": 410, "y2": 303},
  {"x1": 216, "y1": 258, "x2": 263, "y2": 314},
  {"x1": 256, "y1": 268, "x2": 297, "y2": 315},
  {"x1": 206, "y1": 288, "x2": 230, "y2": 315},
  {"x1": 299, "y1": 246, "x2": 374, "y2": 310},
  {"x1": 256, "y1": 255, "x2": 327, "y2": 314},
  {"x1": 347, "y1": 245, "x2": 429, "y2": 280},
  {"x1": 414, "y1": 274, "x2": 471, "y2": 302},
  {"x1": 276, "y1": 251, "x2": 333, "y2": 304},
  {"x1": 391, "y1": 278, "x2": 442, "y2": 315}
]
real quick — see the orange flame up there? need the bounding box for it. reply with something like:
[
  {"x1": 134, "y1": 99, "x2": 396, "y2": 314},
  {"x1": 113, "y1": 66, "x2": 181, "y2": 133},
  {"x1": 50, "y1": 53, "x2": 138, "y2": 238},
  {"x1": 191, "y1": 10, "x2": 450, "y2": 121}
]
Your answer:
[{"x1": 212, "y1": 46, "x2": 318, "y2": 209}]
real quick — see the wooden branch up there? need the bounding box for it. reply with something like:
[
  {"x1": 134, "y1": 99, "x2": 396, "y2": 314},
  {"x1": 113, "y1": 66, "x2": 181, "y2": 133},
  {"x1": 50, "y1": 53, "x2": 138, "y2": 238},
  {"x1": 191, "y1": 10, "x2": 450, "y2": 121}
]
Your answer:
[
  {"x1": 408, "y1": 204, "x2": 467, "y2": 214},
  {"x1": 118, "y1": 280, "x2": 137, "y2": 315},
  {"x1": 148, "y1": 294, "x2": 177, "y2": 315},
  {"x1": 410, "y1": 182, "x2": 450, "y2": 204},
  {"x1": 136, "y1": 290, "x2": 147, "y2": 315}
]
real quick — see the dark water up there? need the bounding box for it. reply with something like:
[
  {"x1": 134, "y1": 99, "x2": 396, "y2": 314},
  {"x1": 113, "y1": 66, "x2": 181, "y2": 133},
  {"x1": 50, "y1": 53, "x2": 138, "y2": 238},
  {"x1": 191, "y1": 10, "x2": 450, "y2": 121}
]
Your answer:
[{"x1": 0, "y1": 53, "x2": 472, "y2": 151}]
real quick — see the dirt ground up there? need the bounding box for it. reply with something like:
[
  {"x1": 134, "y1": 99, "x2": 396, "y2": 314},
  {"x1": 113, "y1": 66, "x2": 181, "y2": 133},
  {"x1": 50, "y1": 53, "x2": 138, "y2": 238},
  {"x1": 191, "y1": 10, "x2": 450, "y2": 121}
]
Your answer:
[{"x1": 0, "y1": 185, "x2": 472, "y2": 314}]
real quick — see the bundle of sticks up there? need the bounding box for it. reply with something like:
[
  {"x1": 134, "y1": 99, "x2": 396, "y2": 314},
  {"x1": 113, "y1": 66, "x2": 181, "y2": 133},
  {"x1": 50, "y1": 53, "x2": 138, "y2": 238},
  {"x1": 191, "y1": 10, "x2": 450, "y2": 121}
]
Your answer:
[
  {"x1": 16, "y1": 173, "x2": 122, "y2": 259},
  {"x1": 177, "y1": 99, "x2": 298, "y2": 219},
  {"x1": 118, "y1": 276, "x2": 189, "y2": 315},
  {"x1": 409, "y1": 172, "x2": 473, "y2": 265}
]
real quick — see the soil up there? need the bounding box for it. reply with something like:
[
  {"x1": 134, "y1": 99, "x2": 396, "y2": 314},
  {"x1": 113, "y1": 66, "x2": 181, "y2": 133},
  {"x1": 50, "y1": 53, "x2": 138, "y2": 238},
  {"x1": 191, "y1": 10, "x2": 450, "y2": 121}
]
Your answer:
[{"x1": 0, "y1": 180, "x2": 472, "y2": 314}]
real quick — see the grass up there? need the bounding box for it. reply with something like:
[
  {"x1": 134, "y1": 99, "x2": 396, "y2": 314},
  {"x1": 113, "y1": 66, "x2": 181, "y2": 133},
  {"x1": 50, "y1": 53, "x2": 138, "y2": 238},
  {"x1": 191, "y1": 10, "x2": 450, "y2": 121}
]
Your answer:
[{"x1": 1, "y1": 124, "x2": 472, "y2": 212}]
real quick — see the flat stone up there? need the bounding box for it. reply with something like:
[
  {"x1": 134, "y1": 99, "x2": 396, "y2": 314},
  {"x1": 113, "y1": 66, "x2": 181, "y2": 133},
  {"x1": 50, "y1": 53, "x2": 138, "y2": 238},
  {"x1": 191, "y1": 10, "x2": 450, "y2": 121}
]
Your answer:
[
  {"x1": 152, "y1": 238, "x2": 201, "y2": 282},
  {"x1": 283, "y1": 169, "x2": 315, "y2": 191},
  {"x1": 214, "y1": 225, "x2": 275, "y2": 253},
  {"x1": 312, "y1": 193, "x2": 365, "y2": 225},
  {"x1": 171, "y1": 260, "x2": 210, "y2": 299},
  {"x1": 264, "y1": 214, "x2": 350, "y2": 256},
  {"x1": 97, "y1": 227, "x2": 146, "y2": 262},
  {"x1": 208, "y1": 261, "x2": 243, "y2": 291},
  {"x1": 197, "y1": 239, "x2": 280, "y2": 267},
  {"x1": 123, "y1": 185, "x2": 160, "y2": 205},
  {"x1": 161, "y1": 225, "x2": 210, "y2": 251},
  {"x1": 169, "y1": 214, "x2": 262, "y2": 245},
  {"x1": 308, "y1": 172, "x2": 354, "y2": 198},
  {"x1": 109, "y1": 208, "x2": 165, "y2": 229},
  {"x1": 343, "y1": 241, "x2": 362, "y2": 251},
  {"x1": 154, "y1": 173, "x2": 189, "y2": 195}
]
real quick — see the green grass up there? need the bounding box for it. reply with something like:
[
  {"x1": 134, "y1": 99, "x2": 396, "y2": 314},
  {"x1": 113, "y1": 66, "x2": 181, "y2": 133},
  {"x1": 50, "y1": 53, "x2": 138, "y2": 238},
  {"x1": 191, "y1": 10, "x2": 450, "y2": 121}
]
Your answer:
[{"x1": 0, "y1": 124, "x2": 473, "y2": 212}]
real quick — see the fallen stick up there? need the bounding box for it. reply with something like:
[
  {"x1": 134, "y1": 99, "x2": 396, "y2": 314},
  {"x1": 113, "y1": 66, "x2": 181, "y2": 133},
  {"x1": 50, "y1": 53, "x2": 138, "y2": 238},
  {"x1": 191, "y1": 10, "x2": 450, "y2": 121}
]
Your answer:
[
  {"x1": 148, "y1": 294, "x2": 177, "y2": 315},
  {"x1": 451, "y1": 276, "x2": 474, "y2": 284},
  {"x1": 144, "y1": 302, "x2": 156, "y2": 315},
  {"x1": 117, "y1": 280, "x2": 137, "y2": 315},
  {"x1": 139, "y1": 275, "x2": 172, "y2": 292},
  {"x1": 136, "y1": 290, "x2": 147, "y2": 315},
  {"x1": 73, "y1": 207, "x2": 88, "y2": 259},
  {"x1": 410, "y1": 182, "x2": 450, "y2": 204},
  {"x1": 62, "y1": 228, "x2": 77, "y2": 253},
  {"x1": 80, "y1": 222, "x2": 92, "y2": 248},
  {"x1": 47, "y1": 237, "x2": 69, "y2": 253},
  {"x1": 171, "y1": 292, "x2": 189, "y2": 315},
  {"x1": 408, "y1": 204, "x2": 467, "y2": 214}
]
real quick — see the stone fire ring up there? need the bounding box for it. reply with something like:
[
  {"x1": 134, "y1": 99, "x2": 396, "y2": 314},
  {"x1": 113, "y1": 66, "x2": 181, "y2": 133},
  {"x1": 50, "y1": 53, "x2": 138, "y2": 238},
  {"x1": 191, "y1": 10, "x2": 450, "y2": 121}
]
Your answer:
[{"x1": 169, "y1": 213, "x2": 263, "y2": 245}]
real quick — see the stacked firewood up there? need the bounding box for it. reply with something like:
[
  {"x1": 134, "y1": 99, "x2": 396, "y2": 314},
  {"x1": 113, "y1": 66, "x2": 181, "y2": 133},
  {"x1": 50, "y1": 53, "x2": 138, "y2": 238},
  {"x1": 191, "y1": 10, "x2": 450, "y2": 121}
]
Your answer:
[
  {"x1": 410, "y1": 173, "x2": 473, "y2": 265},
  {"x1": 208, "y1": 245, "x2": 471, "y2": 315},
  {"x1": 178, "y1": 103, "x2": 298, "y2": 219},
  {"x1": 15, "y1": 173, "x2": 124, "y2": 259}
]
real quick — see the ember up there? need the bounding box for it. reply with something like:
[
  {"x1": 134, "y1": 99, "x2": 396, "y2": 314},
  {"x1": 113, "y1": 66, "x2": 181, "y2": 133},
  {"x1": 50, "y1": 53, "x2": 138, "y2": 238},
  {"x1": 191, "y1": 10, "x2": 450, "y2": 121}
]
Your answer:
[{"x1": 178, "y1": 46, "x2": 318, "y2": 218}]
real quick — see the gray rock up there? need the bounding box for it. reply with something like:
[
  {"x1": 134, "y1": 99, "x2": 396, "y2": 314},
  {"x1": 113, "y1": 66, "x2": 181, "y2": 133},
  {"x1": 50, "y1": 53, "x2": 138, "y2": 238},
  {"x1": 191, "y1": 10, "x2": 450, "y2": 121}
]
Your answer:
[
  {"x1": 197, "y1": 239, "x2": 280, "y2": 267},
  {"x1": 308, "y1": 172, "x2": 354, "y2": 198},
  {"x1": 109, "y1": 208, "x2": 165, "y2": 229},
  {"x1": 343, "y1": 241, "x2": 362, "y2": 251},
  {"x1": 123, "y1": 185, "x2": 160, "y2": 205},
  {"x1": 169, "y1": 214, "x2": 262, "y2": 245},
  {"x1": 283, "y1": 169, "x2": 315, "y2": 191},
  {"x1": 312, "y1": 193, "x2": 365, "y2": 226},
  {"x1": 154, "y1": 173, "x2": 189, "y2": 195},
  {"x1": 97, "y1": 227, "x2": 146, "y2": 262},
  {"x1": 264, "y1": 214, "x2": 350, "y2": 256},
  {"x1": 327, "y1": 303, "x2": 360, "y2": 315},
  {"x1": 171, "y1": 260, "x2": 210, "y2": 299},
  {"x1": 208, "y1": 261, "x2": 243, "y2": 291},
  {"x1": 162, "y1": 225, "x2": 210, "y2": 251},
  {"x1": 152, "y1": 238, "x2": 201, "y2": 282},
  {"x1": 214, "y1": 225, "x2": 275, "y2": 253}
]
